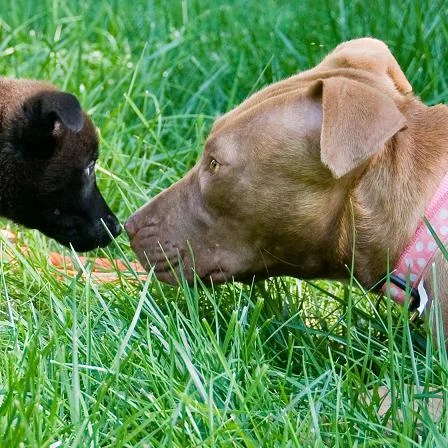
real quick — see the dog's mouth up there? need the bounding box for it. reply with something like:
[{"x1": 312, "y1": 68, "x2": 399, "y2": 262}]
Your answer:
[
  {"x1": 35, "y1": 209, "x2": 122, "y2": 252},
  {"x1": 42, "y1": 227, "x2": 113, "y2": 252},
  {"x1": 54, "y1": 232, "x2": 115, "y2": 252},
  {"x1": 148, "y1": 263, "x2": 267, "y2": 286},
  {"x1": 138, "y1": 258, "x2": 248, "y2": 286},
  {"x1": 130, "y1": 233, "x2": 268, "y2": 286}
]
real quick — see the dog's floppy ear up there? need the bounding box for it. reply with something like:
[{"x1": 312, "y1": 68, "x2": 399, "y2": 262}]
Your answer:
[
  {"x1": 14, "y1": 90, "x2": 84, "y2": 158},
  {"x1": 39, "y1": 91, "x2": 84, "y2": 132},
  {"x1": 309, "y1": 77, "x2": 406, "y2": 178},
  {"x1": 25, "y1": 90, "x2": 84, "y2": 133}
]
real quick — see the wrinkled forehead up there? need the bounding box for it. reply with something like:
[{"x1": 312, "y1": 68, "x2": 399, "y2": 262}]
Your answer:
[
  {"x1": 208, "y1": 91, "x2": 322, "y2": 154},
  {"x1": 204, "y1": 132, "x2": 241, "y2": 163}
]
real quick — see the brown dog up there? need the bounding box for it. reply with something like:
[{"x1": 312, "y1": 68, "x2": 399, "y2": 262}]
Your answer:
[{"x1": 125, "y1": 38, "x2": 448, "y2": 343}]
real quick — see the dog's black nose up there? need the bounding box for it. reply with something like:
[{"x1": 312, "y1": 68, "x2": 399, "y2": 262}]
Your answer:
[{"x1": 104, "y1": 214, "x2": 122, "y2": 237}]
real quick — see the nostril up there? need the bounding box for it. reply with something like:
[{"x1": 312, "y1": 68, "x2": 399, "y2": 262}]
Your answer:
[
  {"x1": 124, "y1": 216, "x2": 136, "y2": 238},
  {"x1": 105, "y1": 214, "x2": 122, "y2": 237}
]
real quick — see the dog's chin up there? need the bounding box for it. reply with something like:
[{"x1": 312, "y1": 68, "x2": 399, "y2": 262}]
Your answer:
[
  {"x1": 40, "y1": 228, "x2": 115, "y2": 252},
  {"x1": 31, "y1": 213, "x2": 122, "y2": 252},
  {"x1": 63, "y1": 237, "x2": 113, "y2": 252},
  {"x1": 142, "y1": 267, "x2": 232, "y2": 286},
  {"x1": 144, "y1": 259, "x2": 267, "y2": 286},
  {"x1": 198, "y1": 268, "x2": 266, "y2": 285},
  {"x1": 130, "y1": 236, "x2": 269, "y2": 286}
]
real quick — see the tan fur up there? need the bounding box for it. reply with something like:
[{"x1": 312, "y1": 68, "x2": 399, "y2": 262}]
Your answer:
[{"x1": 126, "y1": 38, "x2": 448, "y2": 348}]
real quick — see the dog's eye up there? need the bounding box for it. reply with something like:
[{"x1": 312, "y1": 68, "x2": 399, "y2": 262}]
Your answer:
[
  {"x1": 85, "y1": 162, "x2": 95, "y2": 177},
  {"x1": 209, "y1": 159, "x2": 220, "y2": 174}
]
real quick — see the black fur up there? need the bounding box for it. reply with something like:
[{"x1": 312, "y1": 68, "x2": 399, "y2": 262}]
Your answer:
[{"x1": 0, "y1": 81, "x2": 121, "y2": 251}]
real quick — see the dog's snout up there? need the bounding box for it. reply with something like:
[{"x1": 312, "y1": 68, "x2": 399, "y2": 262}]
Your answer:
[
  {"x1": 104, "y1": 214, "x2": 122, "y2": 238},
  {"x1": 124, "y1": 215, "x2": 137, "y2": 238}
]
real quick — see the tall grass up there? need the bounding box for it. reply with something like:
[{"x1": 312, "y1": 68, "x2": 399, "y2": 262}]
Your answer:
[{"x1": 0, "y1": 0, "x2": 447, "y2": 446}]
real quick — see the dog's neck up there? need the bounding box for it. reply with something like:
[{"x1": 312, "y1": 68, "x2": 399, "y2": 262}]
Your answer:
[{"x1": 341, "y1": 98, "x2": 448, "y2": 291}]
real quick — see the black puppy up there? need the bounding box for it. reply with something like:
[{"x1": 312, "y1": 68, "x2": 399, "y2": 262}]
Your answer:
[{"x1": 0, "y1": 78, "x2": 121, "y2": 251}]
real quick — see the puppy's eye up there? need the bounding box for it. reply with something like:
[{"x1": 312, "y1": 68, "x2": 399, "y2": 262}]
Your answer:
[
  {"x1": 209, "y1": 159, "x2": 220, "y2": 174},
  {"x1": 85, "y1": 162, "x2": 95, "y2": 177}
]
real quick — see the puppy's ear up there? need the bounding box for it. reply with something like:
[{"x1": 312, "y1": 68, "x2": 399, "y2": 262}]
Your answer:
[
  {"x1": 24, "y1": 90, "x2": 84, "y2": 133},
  {"x1": 308, "y1": 77, "x2": 406, "y2": 178},
  {"x1": 14, "y1": 91, "x2": 84, "y2": 158},
  {"x1": 39, "y1": 91, "x2": 84, "y2": 132}
]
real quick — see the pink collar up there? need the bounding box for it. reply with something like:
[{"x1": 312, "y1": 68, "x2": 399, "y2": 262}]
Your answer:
[{"x1": 381, "y1": 172, "x2": 448, "y2": 313}]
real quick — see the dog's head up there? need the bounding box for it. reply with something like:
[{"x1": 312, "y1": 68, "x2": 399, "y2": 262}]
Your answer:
[
  {"x1": 0, "y1": 80, "x2": 121, "y2": 251},
  {"x1": 125, "y1": 38, "x2": 412, "y2": 284}
]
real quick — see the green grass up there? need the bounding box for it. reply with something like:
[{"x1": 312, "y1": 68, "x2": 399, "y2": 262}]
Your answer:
[{"x1": 0, "y1": 0, "x2": 448, "y2": 446}]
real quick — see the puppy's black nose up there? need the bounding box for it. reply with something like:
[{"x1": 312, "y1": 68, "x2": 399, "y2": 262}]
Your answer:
[{"x1": 104, "y1": 214, "x2": 122, "y2": 238}]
